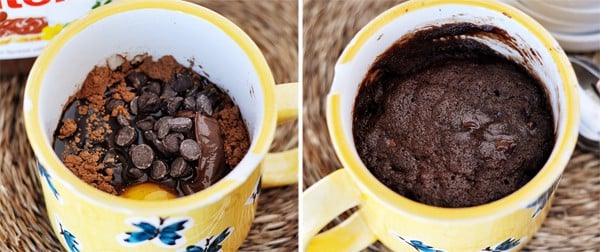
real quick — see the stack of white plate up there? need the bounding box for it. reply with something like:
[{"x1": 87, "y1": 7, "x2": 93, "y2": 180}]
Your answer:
[{"x1": 501, "y1": 0, "x2": 600, "y2": 52}]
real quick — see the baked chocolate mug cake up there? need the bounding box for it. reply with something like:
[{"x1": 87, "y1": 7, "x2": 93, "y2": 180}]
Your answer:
[
  {"x1": 353, "y1": 23, "x2": 555, "y2": 208},
  {"x1": 53, "y1": 55, "x2": 250, "y2": 197}
]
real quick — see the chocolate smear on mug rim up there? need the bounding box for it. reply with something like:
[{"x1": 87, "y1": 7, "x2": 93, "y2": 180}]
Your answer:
[
  {"x1": 53, "y1": 55, "x2": 250, "y2": 197},
  {"x1": 352, "y1": 23, "x2": 555, "y2": 208}
]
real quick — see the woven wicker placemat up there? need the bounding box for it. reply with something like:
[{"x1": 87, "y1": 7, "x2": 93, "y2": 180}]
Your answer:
[
  {"x1": 0, "y1": 1, "x2": 298, "y2": 251},
  {"x1": 303, "y1": 0, "x2": 600, "y2": 251}
]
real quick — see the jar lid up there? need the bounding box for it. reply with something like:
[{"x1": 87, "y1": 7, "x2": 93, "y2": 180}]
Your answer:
[
  {"x1": 0, "y1": 1, "x2": 111, "y2": 60},
  {"x1": 569, "y1": 56, "x2": 600, "y2": 152}
]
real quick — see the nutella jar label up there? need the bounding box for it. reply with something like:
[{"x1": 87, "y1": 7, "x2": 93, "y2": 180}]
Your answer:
[{"x1": 0, "y1": 0, "x2": 111, "y2": 59}]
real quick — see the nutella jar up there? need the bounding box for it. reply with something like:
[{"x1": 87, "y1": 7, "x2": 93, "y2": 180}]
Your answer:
[{"x1": 0, "y1": 0, "x2": 111, "y2": 75}]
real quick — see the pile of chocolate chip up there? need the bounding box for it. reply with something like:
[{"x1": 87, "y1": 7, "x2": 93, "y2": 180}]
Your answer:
[
  {"x1": 54, "y1": 56, "x2": 249, "y2": 197},
  {"x1": 108, "y1": 70, "x2": 234, "y2": 196}
]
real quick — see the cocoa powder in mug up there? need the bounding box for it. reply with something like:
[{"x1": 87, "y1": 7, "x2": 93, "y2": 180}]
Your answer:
[{"x1": 54, "y1": 55, "x2": 250, "y2": 197}]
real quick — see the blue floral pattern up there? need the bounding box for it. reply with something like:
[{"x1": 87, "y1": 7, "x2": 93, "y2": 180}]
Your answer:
[
  {"x1": 392, "y1": 231, "x2": 526, "y2": 252},
  {"x1": 392, "y1": 232, "x2": 444, "y2": 252},
  {"x1": 245, "y1": 176, "x2": 262, "y2": 205},
  {"x1": 526, "y1": 180, "x2": 559, "y2": 218},
  {"x1": 118, "y1": 217, "x2": 192, "y2": 248},
  {"x1": 38, "y1": 162, "x2": 62, "y2": 203},
  {"x1": 180, "y1": 227, "x2": 233, "y2": 252},
  {"x1": 56, "y1": 217, "x2": 80, "y2": 252},
  {"x1": 481, "y1": 237, "x2": 524, "y2": 252}
]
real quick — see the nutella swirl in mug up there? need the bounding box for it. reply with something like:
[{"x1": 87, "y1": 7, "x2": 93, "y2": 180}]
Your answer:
[{"x1": 0, "y1": 0, "x2": 110, "y2": 75}]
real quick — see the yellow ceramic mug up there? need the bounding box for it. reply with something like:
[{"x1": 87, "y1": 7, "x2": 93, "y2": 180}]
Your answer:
[
  {"x1": 24, "y1": 0, "x2": 297, "y2": 251},
  {"x1": 302, "y1": 0, "x2": 579, "y2": 251}
]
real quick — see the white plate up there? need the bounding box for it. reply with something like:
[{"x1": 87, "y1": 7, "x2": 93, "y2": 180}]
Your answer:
[
  {"x1": 521, "y1": 0, "x2": 600, "y2": 25},
  {"x1": 552, "y1": 31, "x2": 600, "y2": 52},
  {"x1": 544, "y1": 0, "x2": 600, "y2": 12},
  {"x1": 501, "y1": 0, "x2": 600, "y2": 35}
]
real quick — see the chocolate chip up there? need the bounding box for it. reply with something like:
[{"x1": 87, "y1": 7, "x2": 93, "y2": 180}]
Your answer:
[
  {"x1": 102, "y1": 150, "x2": 117, "y2": 164},
  {"x1": 180, "y1": 139, "x2": 201, "y2": 161},
  {"x1": 163, "y1": 133, "x2": 184, "y2": 153},
  {"x1": 495, "y1": 139, "x2": 515, "y2": 153},
  {"x1": 151, "y1": 138, "x2": 170, "y2": 157},
  {"x1": 385, "y1": 139, "x2": 396, "y2": 147},
  {"x1": 185, "y1": 85, "x2": 199, "y2": 97},
  {"x1": 127, "y1": 167, "x2": 145, "y2": 179},
  {"x1": 116, "y1": 114, "x2": 129, "y2": 127},
  {"x1": 203, "y1": 86, "x2": 219, "y2": 97},
  {"x1": 170, "y1": 157, "x2": 191, "y2": 178},
  {"x1": 126, "y1": 72, "x2": 148, "y2": 89},
  {"x1": 162, "y1": 85, "x2": 178, "y2": 99},
  {"x1": 154, "y1": 116, "x2": 173, "y2": 139},
  {"x1": 169, "y1": 117, "x2": 192, "y2": 133},
  {"x1": 127, "y1": 168, "x2": 148, "y2": 184},
  {"x1": 106, "y1": 99, "x2": 125, "y2": 113},
  {"x1": 170, "y1": 71, "x2": 194, "y2": 92},
  {"x1": 115, "y1": 126, "x2": 137, "y2": 147},
  {"x1": 143, "y1": 130, "x2": 156, "y2": 141},
  {"x1": 137, "y1": 92, "x2": 160, "y2": 113},
  {"x1": 165, "y1": 96, "x2": 184, "y2": 115},
  {"x1": 175, "y1": 110, "x2": 196, "y2": 118},
  {"x1": 130, "y1": 97, "x2": 139, "y2": 115},
  {"x1": 463, "y1": 121, "x2": 479, "y2": 130},
  {"x1": 130, "y1": 144, "x2": 154, "y2": 169},
  {"x1": 150, "y1": 160, "x2": 169, "y2": 180},
  {"x1": 183, "y1": 96, "x2": 196, "y2": 111},
  {"x1": 106, "y1": 148, "x2": 129, "y2": 165},
  {"x1": 109, "y1": 163, "x2": 125, "y2": 186},
  {"x1": 135, "y1": 116, "x2": 155, "y2": 131},
  {"x1": 195, "y1": 94, "x2": 213, "y2": 115},
  {"x1": 142, "y1": 80, "x2": 162, "y2": 95}
]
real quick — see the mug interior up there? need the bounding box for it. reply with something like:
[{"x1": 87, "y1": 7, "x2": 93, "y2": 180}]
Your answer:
[
  {"x1": 328, "y1": 0, "x2": 578, "y2": 218},
  {"x1": 24, "y1": 1, "x2": 276, "y2": 211}
]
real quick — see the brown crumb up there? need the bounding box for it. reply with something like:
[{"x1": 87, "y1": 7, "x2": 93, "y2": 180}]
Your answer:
[
  {"x1": 76, "y1": 66, "x2": 122, "y2": 99},
  {"x1": 58, "y1": 118, "x2": 77, "y2": 139},
  {"x1": 77, "y1": 104, "x2": 88, "y2": 116},
  {"x1": 111, "y1": 105, "x2": 130, "y2": 118},
  {"x1": 63, "y1": 149, "x2": 114, "y2": 194},
  {"x1": 86, "y1": 94, "x2": 105, "y2": 110},
  {"x1": 114, "y1": 82, "x2": 136, "y2": 102},
  {"x1": 215, "y1": 104, "x2": 250, "y2": 167},
  {"x1": 138, "y1": 55, "x2": 183, "y2": 82},
  {"x1": 63, "y1": 154, "x2": 83, "y2": 168}
]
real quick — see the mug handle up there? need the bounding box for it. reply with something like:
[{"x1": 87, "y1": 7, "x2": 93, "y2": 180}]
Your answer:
[
  {"x1": 261, "y1": 82, "x2": 299, "y2": 187},
  {"x1": 301, "y1": 169, "x2": 377, "y2": 251}
]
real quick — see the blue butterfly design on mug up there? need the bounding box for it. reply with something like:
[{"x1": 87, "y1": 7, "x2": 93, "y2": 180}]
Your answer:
[
  {"x1": 480, "y1": 237, "x2": 524, "y2": 252},
  {"x1": 391, "y1": 232, "x2": 444, "y2": 252},
  {"x1": 180, "y1": 227, "x2": 234, "y2": 252},
  {"x1": 56, "y1": 216, "x2": 81, "y2": 252},
  {"x1": 118, "y1": 216, "x2": 192, "y2": 248},
  {"x1": 60, "y1": 223, "x2": 80, "y2": 252},
  {"x1": 38, "y1": 162, "x2": 62, "y2": 203},
  {"x1": 245, "y1": 176, "x2": 262, "y2": 205},
  {"x1": 526, "y1": 180, "x2": 559, "y2": 218}
]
